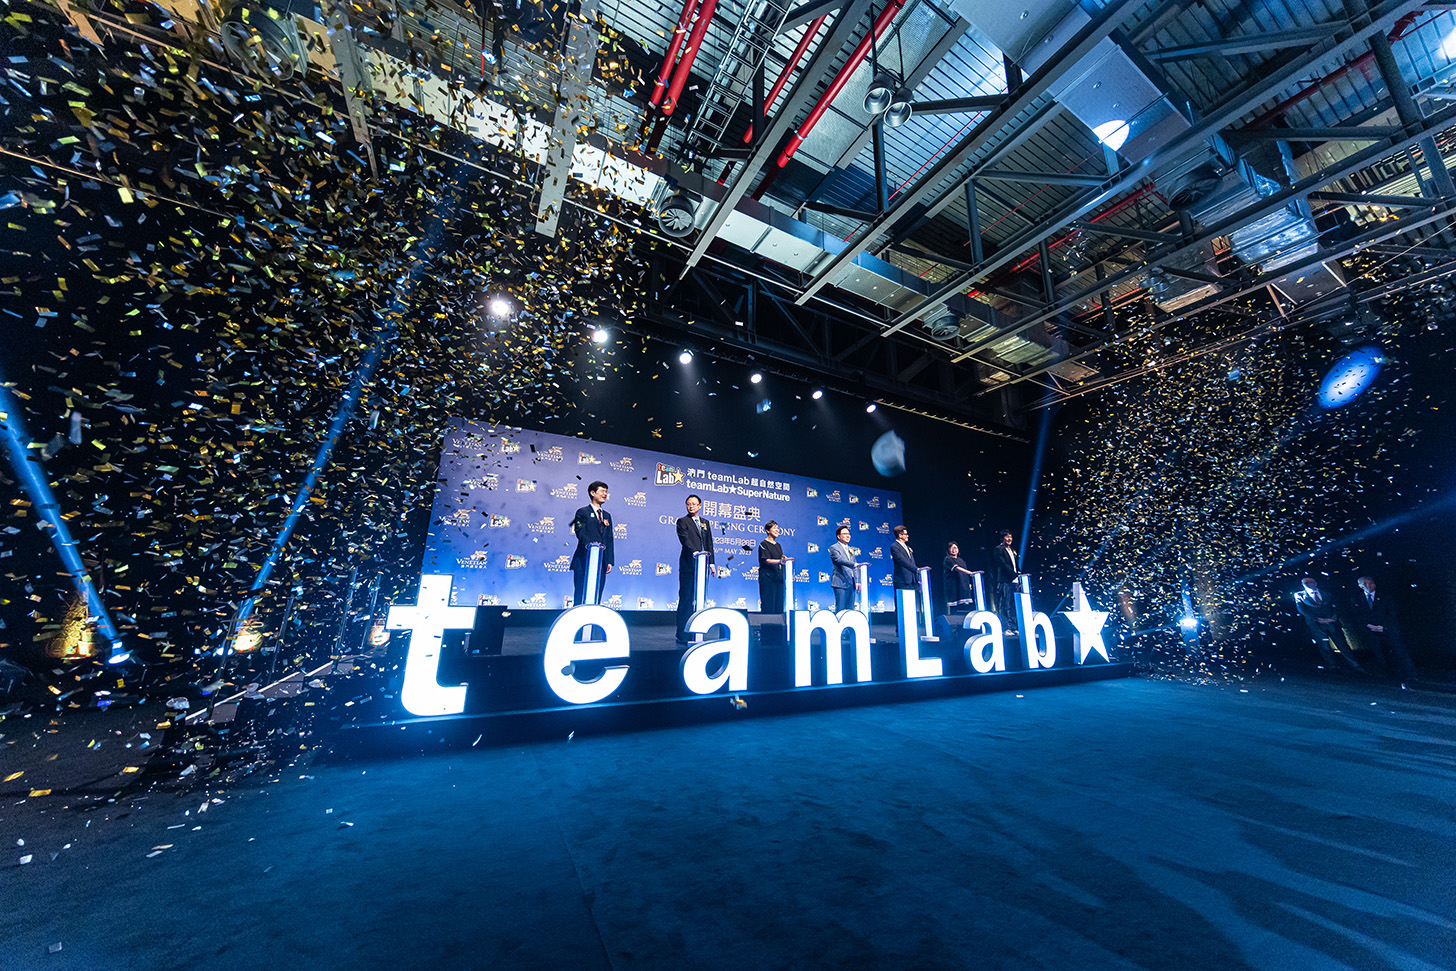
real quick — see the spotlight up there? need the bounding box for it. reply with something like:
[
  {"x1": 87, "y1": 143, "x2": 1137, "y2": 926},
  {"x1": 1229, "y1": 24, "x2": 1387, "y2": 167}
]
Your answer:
[
  {"x1": 1093, "y1": 119, "x2": 1130, "y2": 152},
  {"x1": 811, "y1": 389, "x2": 824, "y2": 400},
  {"x1": 885, "y1": 87, "x2": 914, "y2": 127},
  {"x1": 865, "y1": 402, "x2": 877, "y2": 413},
  {"x1": 679, "y1": 349, "x2": 693, "y2": 364},
  {"x1": 591, "y1": 327, "x2": 610, "y2": 344},
  {"x1": 489, "y1": 296, "x2": 512, "y2": 318},
  {"x1": 750, "y1": 371, "x2": 763, "y2": 384},
  {"x1": 1178, "y1": 613, "x2": 1199, "y2": 631},
  {"x1": 864, "y1": 71, "x2": 896, "y2": 115}
]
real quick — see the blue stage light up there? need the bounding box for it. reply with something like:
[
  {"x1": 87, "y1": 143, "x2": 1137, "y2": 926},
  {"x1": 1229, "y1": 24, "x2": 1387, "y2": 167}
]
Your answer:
[
  {"x1": 1318, "y1": 345, "x2": 1384, "y2": 408},
  {"x1": 1178, "y1": 613, "x2": 1199, "y2": 631}
]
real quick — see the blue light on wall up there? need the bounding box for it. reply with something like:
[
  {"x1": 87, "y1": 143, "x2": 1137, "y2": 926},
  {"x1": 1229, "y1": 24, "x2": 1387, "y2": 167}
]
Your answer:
[{"x1": 1318, "y1": 345, "x2": 1385, "y2": 409}]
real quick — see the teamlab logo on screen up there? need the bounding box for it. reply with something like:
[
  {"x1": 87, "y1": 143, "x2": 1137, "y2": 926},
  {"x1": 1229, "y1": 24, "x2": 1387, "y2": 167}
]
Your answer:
[
  {"x1": 476, "y1": 594, "x2": 501, "y2": 606},
  {"x1": 806, "y1": 541, "x2": 820, "y2": 553},
  {"x1": 818, "y1": 571, "x2": 830, "y2": 582},
  {"x1": 489, "y1": 514, "x2": 511, "y2": 528},
  {"x1": 517, "y1": 479, "x2": 537, "y2": 492},
  {"x1": 655, "y1": 463, "x2": 685, "y2": 486},
  {"x1": 888, "y1": 501, "x2": 897, "y2": 509},
  {"x1": 551, "y1": 482, "x2": 579, "y2": 499},
  {"x1": 806, "y1": 487, "x2": 818, "y2": 498},
  {"x1": 624, "y1": 491, "x2": 647, "y2": 508},
  {"x1": 859, "y1": 521, "x2": 870, "y2": 531},
  {"x1": 500, "y1": 439, "x2": 521, "y2": 454},
  {"x1": 656, "y1": 562, "x2": 673, "y2": 576},
  {"x1": 505, "y1": 554, "x2": 528, "y2": 569},
  {"x1": 578, "y1": 452, "x2": 600, "y2": 465},
  {"x1": 637, "y1": 598, "x2": 656, "y2": 609},
  {"x1": 816, "y1": 516, "x2": 829, "y2": 526},
  {"x1": 611, "y1": 456, "x2": 634, "y2": 472},
  {"x1": 849, "y1": 495, "x2": 859, "y2": 504}
]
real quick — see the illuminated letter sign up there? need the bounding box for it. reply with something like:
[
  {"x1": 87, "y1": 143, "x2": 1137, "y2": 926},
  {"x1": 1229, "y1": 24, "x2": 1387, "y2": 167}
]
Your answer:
[
  {"x1": 543, "y1": 604, "x2": 631, "y2": 704},
  {"x1": 680, "y1": 607, "x2": 750, "y2": 694},
  {"x1": 792, "y1": 609, "x2": 872, "y2": 686},
  {"x1": 1016, "y1": 576, "x2": 1056, "y2": 669},
  {"x1": 963, "y1": 611, "x2": 1006, "y2": 673},
  {"x1": 386, "y1": 573, "x2": 475, "y2": 717},
  {"x1": 896, "y1": 588, "x2": 943, "y2": 679},
  {"x1": 1062, "y1": 582, "x2": 1111, "y2": 664}
]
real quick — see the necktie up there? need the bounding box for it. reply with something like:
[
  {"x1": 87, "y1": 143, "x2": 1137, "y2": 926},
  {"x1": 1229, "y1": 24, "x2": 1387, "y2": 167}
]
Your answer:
[{"x1": 1368, "y1": 593, "x2": 1375, "y2": 607}]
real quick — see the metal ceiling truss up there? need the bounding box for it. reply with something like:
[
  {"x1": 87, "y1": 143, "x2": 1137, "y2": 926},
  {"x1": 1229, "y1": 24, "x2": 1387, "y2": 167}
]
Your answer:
[{"x1": 642, "y1": 253, "x2": 1029, "y2": 435}]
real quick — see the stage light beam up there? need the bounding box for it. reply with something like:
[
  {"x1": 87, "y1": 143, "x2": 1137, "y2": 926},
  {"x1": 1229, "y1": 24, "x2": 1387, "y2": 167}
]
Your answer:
[
  {"x1": 750, "y1": 371, "x2": 763, "y2": 384},
  {"x1": 812, "y1": 389, "x2": 824, "y2": 400},
  {"x1": 679, "y1": 349, "x2": 693, "y2": 364}
]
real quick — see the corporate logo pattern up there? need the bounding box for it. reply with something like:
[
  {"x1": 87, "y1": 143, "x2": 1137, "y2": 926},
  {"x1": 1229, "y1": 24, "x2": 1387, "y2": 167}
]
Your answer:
[{"x1": 424, "y1": 422, "x2": 903, "y2": 610}]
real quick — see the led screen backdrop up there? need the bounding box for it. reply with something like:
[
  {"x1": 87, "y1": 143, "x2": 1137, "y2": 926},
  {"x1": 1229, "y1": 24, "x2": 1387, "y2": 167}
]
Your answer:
[{"x1": 424, "y1": 421, "x2": 905, "y2": 611}]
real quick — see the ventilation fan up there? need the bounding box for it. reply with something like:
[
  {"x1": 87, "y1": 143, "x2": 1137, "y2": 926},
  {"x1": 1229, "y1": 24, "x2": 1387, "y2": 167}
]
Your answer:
[{"x1": 220, "y1": 0, "x2": 309, "y2": 81}]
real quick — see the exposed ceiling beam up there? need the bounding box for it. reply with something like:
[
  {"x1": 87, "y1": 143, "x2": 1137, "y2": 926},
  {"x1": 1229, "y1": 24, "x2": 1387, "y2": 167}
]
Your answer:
[
  {"x1": 1143, "y1": 24, "x2": 1343, "y2": 62},
  {"x1": 792, "y1": 0, "x2": 1154, "y2": 309},
  {"x1": 978, "y1": 169, "x2": 1109, "y2": 187},
  {"x1": 911, "y1": 96, "x2": 1005, "y2": 114},
  {"x1": 680, "y1": 0, "x2": 877, "y2": 274},
  {"x1": 1070, "y1": 220, "x2": 1178, "y2": 245},
  {"x1": 1310, "y1": 190, "x2": 1441, "y2": 208},
  {"x1": 779, "y1": 0, "x2": 842, "y2": 35},
  {"x1": 1226, "y1": 125, "x2": 1403, "y2": 142}
]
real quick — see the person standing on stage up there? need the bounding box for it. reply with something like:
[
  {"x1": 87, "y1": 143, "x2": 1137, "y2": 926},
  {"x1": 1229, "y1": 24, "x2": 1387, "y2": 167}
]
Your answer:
[
  {"x1": 991, "y1": 530, "x2": 1019, "y2": 630},
  {"x1": 570, "y1": 480, "x2": 613, "y2": 606},
  {"x1": 829, "y1": 525, "x2": 857, "y2": 612},
  {"x1": 675, "y1": 494, "x2": 715, "y2": 643},
  {"x1": 757, "y1": 520, "x2": 786, "y2": 613},
  {"x1": 891, "y1": 526, "x2": 918, "y2": 592},
  {"x1": 1346, "y1": 576, "x2": 1417, "y2": 683},
  {"x1": 943, "y1": 541, "x2": 973, "y2": 612},
  {"x1": 1294, "y1": 577, "x2": 1363, "y2": 672}
]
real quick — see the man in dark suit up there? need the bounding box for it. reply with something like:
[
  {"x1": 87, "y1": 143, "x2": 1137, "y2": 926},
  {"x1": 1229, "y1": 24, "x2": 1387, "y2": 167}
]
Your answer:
[
  {"x1": 570, "y1": 480, "x2": 613, "y2": 606},
  {"x1": 829, "y1": 525, "x2": 857, "y2": 612},
  {"x1": 990, "y1": 530, "x2": 1019, "y2": 630},
  {"x1": 1346, "y1": 576, "x2": 1417, "y2": 682},
  {"x1": 1294, "y1": 578, "x2": 1362, "y2": 672},
  {"x1": 675, "y1": 494, "x2": 714, "y2": 643},
  {"x1": 891, "y1": 526, "x2": 917, "y2": 591}
]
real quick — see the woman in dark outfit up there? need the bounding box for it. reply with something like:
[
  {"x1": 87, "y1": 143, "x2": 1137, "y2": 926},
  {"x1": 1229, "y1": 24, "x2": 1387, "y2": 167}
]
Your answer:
[
  {"x1": 758, "y1": 520, "x2": 786, "y2": 613},
  {"x1": 943, "y1": 541, "x2": 973, "y2": 612}
]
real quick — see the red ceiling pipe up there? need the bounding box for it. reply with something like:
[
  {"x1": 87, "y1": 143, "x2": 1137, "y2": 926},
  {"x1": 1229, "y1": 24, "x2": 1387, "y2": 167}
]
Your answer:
[
  {"x1": 776, "y1": 0, "x2": 906, "y2": 167},
  {"x1": 651, "y1": 0, "x2": 702, "y2": 107},
  {"x1": 662, "y1": 0, "x2": 720, "y2": 116},
  {"x1": 743, "y1": 15, "x2": 828, "y2": 143}
]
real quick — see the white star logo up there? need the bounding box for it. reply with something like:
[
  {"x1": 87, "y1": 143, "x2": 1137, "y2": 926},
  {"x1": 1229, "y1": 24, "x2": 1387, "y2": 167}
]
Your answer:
[{"x1": 1061, "y1": 582, "x2": 1110, "y2": 664}]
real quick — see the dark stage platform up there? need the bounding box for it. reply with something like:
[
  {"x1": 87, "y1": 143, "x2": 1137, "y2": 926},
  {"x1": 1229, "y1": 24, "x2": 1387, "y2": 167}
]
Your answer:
[{"x1": 4, "y1": 674, "x2": 1454, "y2": 969}]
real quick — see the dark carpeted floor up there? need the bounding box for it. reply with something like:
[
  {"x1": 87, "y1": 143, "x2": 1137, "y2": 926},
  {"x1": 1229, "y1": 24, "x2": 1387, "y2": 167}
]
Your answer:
[{"x1": 3, "y1": 674, "x2": 1454, "y2": 970}]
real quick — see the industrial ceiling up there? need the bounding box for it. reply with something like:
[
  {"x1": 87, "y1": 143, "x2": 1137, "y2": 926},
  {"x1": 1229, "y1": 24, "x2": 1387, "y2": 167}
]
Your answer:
[{"x1": 54, "y1": 0, "x2": 1456, "y2": 429}]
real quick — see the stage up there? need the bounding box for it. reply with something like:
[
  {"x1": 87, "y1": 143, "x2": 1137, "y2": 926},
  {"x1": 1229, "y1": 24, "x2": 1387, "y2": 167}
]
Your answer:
[{"x1": 4, "y1": 674, "x2": 1453, "y2": 969}]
